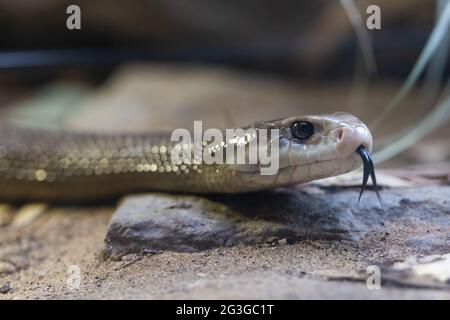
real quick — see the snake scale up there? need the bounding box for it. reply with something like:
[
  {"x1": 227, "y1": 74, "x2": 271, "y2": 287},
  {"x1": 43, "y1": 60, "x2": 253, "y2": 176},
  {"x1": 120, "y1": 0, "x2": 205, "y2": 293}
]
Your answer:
[{"x1": 0, "y1": 112, "x2": 375, "y2": 202}]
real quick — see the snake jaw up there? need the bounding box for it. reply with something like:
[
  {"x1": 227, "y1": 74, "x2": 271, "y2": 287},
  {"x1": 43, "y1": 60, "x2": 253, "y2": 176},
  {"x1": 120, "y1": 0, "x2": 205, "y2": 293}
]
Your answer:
[{"x1": 356, "y1": 145, "x2": 383, "y2": 209}]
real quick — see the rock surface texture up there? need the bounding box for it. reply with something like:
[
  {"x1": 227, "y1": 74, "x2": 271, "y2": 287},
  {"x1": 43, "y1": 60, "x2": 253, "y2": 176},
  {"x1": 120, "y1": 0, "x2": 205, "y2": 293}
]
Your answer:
[{"x1": 104, "y1": 185, "x2": 450, "y2": 259}]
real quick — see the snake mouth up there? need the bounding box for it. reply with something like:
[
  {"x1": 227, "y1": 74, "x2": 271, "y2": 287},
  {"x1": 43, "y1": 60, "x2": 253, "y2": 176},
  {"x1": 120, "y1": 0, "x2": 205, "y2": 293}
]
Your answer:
[{"x1": 356, "y1": 145, "x2": 383, "y2": 208}]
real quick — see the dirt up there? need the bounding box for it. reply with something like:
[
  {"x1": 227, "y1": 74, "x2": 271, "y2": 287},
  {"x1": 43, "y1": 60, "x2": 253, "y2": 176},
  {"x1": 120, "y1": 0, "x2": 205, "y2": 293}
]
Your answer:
[{"x1": 0, "y1": 199, "x2": 449, "y2": 299}]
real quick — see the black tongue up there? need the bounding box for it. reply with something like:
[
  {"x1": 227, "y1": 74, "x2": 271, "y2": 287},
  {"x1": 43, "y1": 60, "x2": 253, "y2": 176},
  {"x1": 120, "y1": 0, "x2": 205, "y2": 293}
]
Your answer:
[{"x1": 356, "y1": 145, "x2": 383, "y2": 209}]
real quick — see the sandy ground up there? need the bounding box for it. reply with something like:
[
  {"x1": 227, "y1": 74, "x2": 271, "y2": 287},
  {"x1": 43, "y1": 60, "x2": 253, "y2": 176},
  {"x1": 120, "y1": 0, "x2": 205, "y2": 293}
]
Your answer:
[{"x1": 0, "y1": 200, "x2": 449, "y2": 300}]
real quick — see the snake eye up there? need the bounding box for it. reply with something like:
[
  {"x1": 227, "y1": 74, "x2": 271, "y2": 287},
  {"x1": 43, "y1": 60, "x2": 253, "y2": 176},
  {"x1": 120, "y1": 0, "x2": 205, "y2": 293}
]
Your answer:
[{"x1": 291, "y1": 121, "x2": 314, "y2": 140}]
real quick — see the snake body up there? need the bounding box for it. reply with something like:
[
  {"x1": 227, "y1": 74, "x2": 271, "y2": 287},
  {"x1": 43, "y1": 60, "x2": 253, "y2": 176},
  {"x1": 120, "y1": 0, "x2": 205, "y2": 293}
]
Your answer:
[{"x1": 0, "y1": 112, "x2": 372, "y2": 201}]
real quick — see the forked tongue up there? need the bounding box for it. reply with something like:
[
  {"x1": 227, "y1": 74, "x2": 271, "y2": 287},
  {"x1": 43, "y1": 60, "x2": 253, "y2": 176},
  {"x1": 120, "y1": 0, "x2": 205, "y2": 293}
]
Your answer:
[{"x1": 356, "y1": 145, "x2": 383, "y2": 209}]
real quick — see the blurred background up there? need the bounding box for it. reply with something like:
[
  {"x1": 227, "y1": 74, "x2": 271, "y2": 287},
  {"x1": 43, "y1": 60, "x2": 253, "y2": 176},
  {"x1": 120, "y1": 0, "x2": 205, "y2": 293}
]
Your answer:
[{"x1": 0, "y1": 0, "x2": 449, "y2": 167}]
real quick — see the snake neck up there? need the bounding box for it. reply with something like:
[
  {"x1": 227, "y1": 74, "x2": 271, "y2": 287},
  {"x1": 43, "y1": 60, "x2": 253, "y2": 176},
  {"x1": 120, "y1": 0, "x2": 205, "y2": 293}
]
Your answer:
[{"x1": 0, "y1": 124, "x2": 259, "y2": 200}]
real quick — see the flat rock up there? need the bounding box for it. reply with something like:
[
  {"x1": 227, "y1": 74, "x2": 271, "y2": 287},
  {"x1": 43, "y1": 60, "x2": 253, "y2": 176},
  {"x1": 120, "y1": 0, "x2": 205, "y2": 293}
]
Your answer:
[{"x1": 104, "y1": 185, "x2": 450, "y2": 259}]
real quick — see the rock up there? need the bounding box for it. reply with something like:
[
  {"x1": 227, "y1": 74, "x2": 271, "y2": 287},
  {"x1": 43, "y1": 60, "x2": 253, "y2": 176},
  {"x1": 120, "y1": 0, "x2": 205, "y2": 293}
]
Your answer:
[
  {"x1": 0, "y1": 283, "x2": 13, "y2": 294},
  {"x1": 393, "y1": 254, "x2": 450, "y2": 283},
  {"x1": 0, "y1": 204, "x2": 13, "y2": 227},
  {"x1": 380, "y1": 254, "x2": 450, "y2": 289},
  {"x1": 0, "y1": 262, "x2": 17, "y2": 275},
  {"x1": 404, "y1": 235, "x2": 450, "y2": 253},
  {"x1": 104, "y1": 193, "x2": 301, "y2": 259},
  {"x1": 12, "y1": 204, "x2": 47, "y2": 228},
  {"x1": 104, "y1": 186, "x2": 450, "y2": 259}
]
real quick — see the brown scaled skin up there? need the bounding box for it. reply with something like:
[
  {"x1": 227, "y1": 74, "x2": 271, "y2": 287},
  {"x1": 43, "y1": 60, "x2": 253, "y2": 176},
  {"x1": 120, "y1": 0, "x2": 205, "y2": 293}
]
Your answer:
[{"x1": 0, "y1": 113, "x2": 373, "y2": 202}]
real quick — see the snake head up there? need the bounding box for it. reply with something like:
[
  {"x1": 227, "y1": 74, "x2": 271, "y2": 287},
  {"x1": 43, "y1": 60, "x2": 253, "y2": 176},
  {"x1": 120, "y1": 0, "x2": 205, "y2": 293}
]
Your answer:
[{"x1": 232, "y1": 112, "x2": 373, "y2": 190}]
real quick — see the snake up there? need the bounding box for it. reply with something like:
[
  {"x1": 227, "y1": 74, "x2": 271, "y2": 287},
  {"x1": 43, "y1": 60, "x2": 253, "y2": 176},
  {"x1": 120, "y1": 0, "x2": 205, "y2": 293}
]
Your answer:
[{"x1": 0, "y1": 112, "x2": 380, "y2": 203}]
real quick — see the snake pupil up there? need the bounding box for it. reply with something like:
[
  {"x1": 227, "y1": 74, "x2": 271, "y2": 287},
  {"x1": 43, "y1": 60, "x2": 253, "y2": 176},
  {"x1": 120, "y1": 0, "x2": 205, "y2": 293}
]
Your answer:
[{"x1": 291, "y1": 121, "x2": 314, "y2": 140}]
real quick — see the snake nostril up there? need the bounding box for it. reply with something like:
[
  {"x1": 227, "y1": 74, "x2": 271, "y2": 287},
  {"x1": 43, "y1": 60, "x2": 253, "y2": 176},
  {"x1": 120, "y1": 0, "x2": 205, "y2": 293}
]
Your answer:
[{"x1": 337, "y1": 128, "x2": 344, "y2": 141}]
